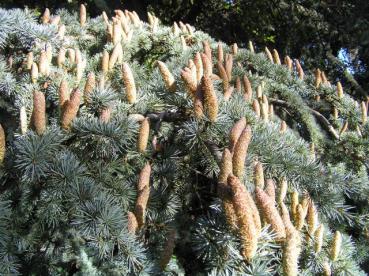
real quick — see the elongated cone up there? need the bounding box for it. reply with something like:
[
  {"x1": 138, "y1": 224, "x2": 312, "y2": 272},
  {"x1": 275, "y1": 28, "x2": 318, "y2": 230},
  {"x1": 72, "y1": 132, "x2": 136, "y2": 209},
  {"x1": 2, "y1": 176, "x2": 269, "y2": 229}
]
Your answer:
[
  {"x1": 295, "y1": 204, "x2": 305, "y2": 230},
  {"x1": 243, "y1": 75, "x2": 252, "y2": 102},
  {"x1": 284, "y1": 55, "x2": 293, "y2": 71},
  {"x1": 307, "y1": 201, "x2": 318, "y2": 235},
  {"x1": 280, "y1": 120, "x2": 287, "y2": 133},
  {"x1": 282, "y1": 228, "x2": 301, "y2": 276},
  {"x1": 122, "y1": 63, "x2": 137, "y2": 104},
  {"x1": 217, "y1": 62, "x2": 229, "y2": 91},
  {"x1": 314, "y1": 224, "x2": 324, "y2": 253},
  {"x1": 172, "y1": 22, "x2": 180, "y2": 36},
  {"x1": 323, "y1": 262, "x2": 331, "y2": 276},
  {"x1": 265, "y1": 47, "x2": 273, "y2": 62},
  {"x1": 217, "y1": 42, "x2": 224, "y2": 64},
  {"x1": 135, "y1": 185, "x2": 150, "y2": 228},
  {"x1": 201, "y1": 53, "x2": 212, "y2": 77},
  {"x1": 228, "y1": 175, "x2": 258, "y2": 261},
  {"x1": 46, "y1": 43, "x2": 52, "y2": 63},
  {"x1": 157, "y1": 61, "x2": 176, "y2": 92},
  {"x1": 59, "y1": 79, "x2": 69, "y2": 110},
  {"x1": 278, "y1": 177, "x2": 288, "y2": 204},
  {"x1": 84, "y1": 72, "x2": 95, "y2": 104},
  {"x1": 273, "y1": 49, "x2": 281, "y2": 64},
  {"x1": 76, "y1": 60, "x2": 86, "y2": 82},
  {"x1": 26, "y1": 52, "x2": 33, "y2": 70},
  {"x1": 332, "y1": 107, "x2": 338, "y2": 120},
  {"x1": 229, "y1": 117, "x2": 246, "y2": 152},
  {"x1": 257, "y1": 85, "x2": 263, "y2": 99},
  {"x1": 361, "y1": 101, "x2": 367, "y2": 124},
  {"x1": 265, "y1": 179, "x2": 275, "y2": 202},
  {"x1": 232, "y1": 126, "x2": 252, "y2": 179},
  {"x1": 137, "y1": 162, "x2": 151, "y2": 191},
  {"x1": 67, "y1": 48, "x2": 76, "y2": 64},
  {"x1": 106, "y1": 23, "x2": 113, "y2": 42},
  {"x1": 269, "y1": 104, "x2": 274, "y2": 118},
  {"x1": 194, "y1": 86, "x2": 204, "y2": 118},
  {"x1": 339, "y1": 120, "x2": 348, "y2": 136},
  {"x1": 57, "y1": 48, "x2": 66, "y2": 68},
  {"x1": 160, "y1": 229, "x2": 176, "y2": 270},
  {"x1": 315, "y1": 69, "x2": 322, "y2": 88},
  {"x1": 235, "y1": 77, "x2": 241, "y2": 92},
  {"x1": 331, "y1": 231, "x2": 342, "y2": 261},
  {"x1": 218, "y1": 149, "x2": 233, "y2": 184},
  {"x1": 253, "y1": 161, "x2": 265, "y2": 189},
  {"x1": 180, "y1": 35, "x2": 187, "y2": 50},
  {"x1": 202, "y1": 40, "x2": 212, "y2": 61},
  {"x1": 50, "y1": 15, "x2": 61, "y2": 26},
  {"x1": 112, "y1": 20, "x2": 122, "y2": 45},
  {"x1": 109, "y1": 43, "x2": 123, "y2": 70},
  {"x1": 291, "y1": 190, "x2": 299, "y2": 220},
  {"x1": 41, "y1": 8, "x2": 50, "y2": 24},
  {"x1": 20, "y1": 106, "x2": 27, "y2": 135},
  {"x1": 255, "y1": 187, "x2": 286, "y2": 239},
  {"x1": 194, "y1": 52, "x2": 203, "y2": 83},
  {"x1": 61, "y1": 89, "x2": 80, "y2": 130},
  {"x1": 127, "y1": 211, "x2": 138, "y2": 234},
  {"x1": 38, "y1": 51, "x2": 48, "y2": 76},
  {"x1": 101, "y1": 50, "x2": 109, "y2": 74},
  {"x1": 295, "y1": 59, "x2": 304, "y2": 80},
  {"x1": 32, "y1": 91, "x2": 46, "y2": 135},
  {"x1": 321, "y1": 71, "x2": 328, "y2": 84},
  {"x1": 248, "y1": 41, "x2": 255, "y2": 53},
  {"x1": 80, "y1": 4, "x2": 87, "y2": 26},
  {"x1": 31, "y1": 63, "x2": 38, "y2": 83},
  {"x1": 252, "y1": 99, "x2": 261, "y2": 117},
  {"x1": 0, "y1": 124, "x2": 5, "y2": 164},
  {"x1": 337, "y1": 82, "x2": 344, "y2": 98},
  {"x1": 232, "y1": 43, "x2": 238, "y2": 55},
  {"x1": 280, "y1": 202, "x2": 295, "y2": 233},
  {"x1": 201, "y1": 76, "x2": 218, "y2": 122},
  {"x1": 137, "y1": 118, "x2": 150, "y2": 152},
  {"x1": 58, "y1": 24, "x2": 66, "y2": 39},
  {"x1": 181, "y1": 68, "x2": 197, "y2": 97},
  {"x1": 225, "y1": 54, "x2": 233, "y2": 81}
]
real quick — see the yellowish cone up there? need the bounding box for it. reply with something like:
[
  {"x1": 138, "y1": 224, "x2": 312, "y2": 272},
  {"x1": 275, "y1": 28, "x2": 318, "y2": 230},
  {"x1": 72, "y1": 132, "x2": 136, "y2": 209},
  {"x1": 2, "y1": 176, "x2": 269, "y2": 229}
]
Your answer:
[
  {"x1": 84, "y1": 72, "x2": 96, "y2": 104},
  {"x1": 278, "y1": 177, "x2": 288, "y2": 204},
  {"x1": 80, "y1": 4, "x2": 87, "y2": 26},
  {"x1": 282, "y1": 228, "x2": 301, "y2": 276},
  {"x1": 20, "y1": 106, "x2": 27, "y2": 135},
  {"x1": 127, "y1": 211, "x2": 138, "y2": 234},
  {"x1": 32, "y1": 91, "x2": 46, "y2": 135},
  {"x1": 314, "y1": 224, "x2": 324, "y2": 253},
  {"x1": 201, "y1": 76, "x2": 218, "y2": 122},
  {"x1": 229, "y1": 117, "x2": 246, "y2": 153},
  {"x1": 61, "y1": 89, "x2": 81, "y2": 130},
  {"x1": 273, "y1": 49, "x2": 281, "y2": 64},
  {"x1": 122, "y1": 63, "x2": 137, "y2": 104},
  {"x1": 0, "y1": 124, "x2": 5, "y2": 164},
  {"x1": 157, "y1": 61, "x2": 176, "y2": 92},
  {"x1": 232, "y1": 126, "x2": 252, "y2": 180},
  {"x1": 137, "y1": 118, "x2": 150, "y2": 153},
  {"x1": 253, "y1": 161, "x2": 265, "y2": 189},
  {"x1": 331, "y1": 231, "x2": 342, "y2": 261}
]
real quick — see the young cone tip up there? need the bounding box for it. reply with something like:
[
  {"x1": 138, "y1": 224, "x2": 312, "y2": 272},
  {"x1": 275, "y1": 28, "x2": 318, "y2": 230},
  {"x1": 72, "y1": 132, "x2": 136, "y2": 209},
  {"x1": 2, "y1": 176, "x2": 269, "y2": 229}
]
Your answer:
[
  {"x1": 201, "y1": 75, "x2": 218, "y2": 122},
  {"x1": 229, "y1": 117, "x2": 247, "y2": 152},
  {"x1": 232, "y1": 125, "x2": 252, "y2": 179},
  {"x1": 122, "y1": 62, "x2": 137, "y2": 104},
  {"x1": 61, "y1": 89, "x2": 81, "y2": 130},
  {"x1": 32, "y1": 90, "x2": 46, "y2": 135},
  {"x1": 137, "y1": 118, "x2": 150, "y2": 152}
]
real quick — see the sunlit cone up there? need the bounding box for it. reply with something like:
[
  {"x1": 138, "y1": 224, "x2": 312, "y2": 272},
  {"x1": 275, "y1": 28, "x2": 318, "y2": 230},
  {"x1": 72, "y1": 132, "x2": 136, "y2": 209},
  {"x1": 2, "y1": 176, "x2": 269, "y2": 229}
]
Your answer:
[
  {"x1": 295, "y1": 204, "x2": 305, "y2": 231},
  {"x1": 323, "y1": 262, "x2": 331, "y2": 276},
  {"x1": 26, "y1": 52, "x2": 33, "y2": 70},
  {"x1": 260, "y1": 99, "x2": 269, "y2": 122},
  {"x1": 135, "y1": 185, "x2": 150, "y2": 228},
  {"x1": 282, "y1": 229, "x2": 301, "y2": 276},
  {"x1": 58, "y1": 24, "x2": 66, "y2": 39},
  {"x1": 31, "y1": 91, "x2": 46, "y2": 135},
  {"x1": 67, "y1": 48, "x2": 76, "y2": 64},
  {"x1": 76, "y1": 60, "x2": 86, "y2": 83},
  {"x1": 295, "y1": 59, "x2": 304, "y2": 80},
  {"x1": 248, "y1": 40, "x2": 255, "y2": 53},
  {"x1": 255, "y1": 187, "x2": 286, "y2": 239},
  {"x1": 201, "y1": 76, "x2": 218, "y2": 122},
  {"x1": 273, "y1": 49, "x2": 281, "y2": 64},
  {"x1": 337, "y1": 82, "x2": 344, "y2": 98},
  {"x1": 202, "y1": 40, "x2": 212, "y2": 61},
  {"x1": 280, "y1": 120, "x2": 287, "y2": 134},
  {"x1": 331, "y1": 231, "x2": 342, "y2": 261},
  {"x1": 242, "y1": 75, "x2": 252, "y2": 102},
  {"x1": 137, "y1": 118, "x2": 150, "y2": 153},
  {"x1": 106, "y1": 23, "x2": 113, "y2": 42},
  {"x1": 194, "y1": 52, "x2": 203, "y2": 83},
  {"x1": 0, "y1": 124, "x2": 5, "y2": 164},
  {"x1": 20, "y1": 106, "x2": 27, "y2": 135},
  {"x1": 227, "y1": 175, "x2": 258, "y2": 261},
  {"x1": 31, "y1": 62, "x2": 39, "y2": 83},
  {"x1": 122, "y1": 62, "x2": 137, "y2": 104},
  {"x1": 253, "y1": 161, "x2": 265, "y2": 189},
  {"x1": 361, "y1": 101, "x2": 367, "y2": 124},
  {"x1": 218, "y1": 148, "x2": 233, "y2": 184},
  {"x1": 59, "y1": 79, "x2": 69, "y2": 110},
  {"x1": 225, "y1": 54, "x2": 233, "y2": 81},
  {"x1": 172, "y1": 22, "x2": 180, "y2": 36},
  {"x1": 265, "y1": 179, "x2": 275, "y2": 202},
  {"x1": 300, "y1": 196, "x2": 309, "y2": 217},
  {"x1": 38, "y1": 51, "x2": 49, "y2": 76},
  {"x1": 101, "y1": 50, "x2": 109, "y2": 74},
  {"x1": 217, "y1": 62, "x2": 229, "y2": 92},
  {"x1": 314, "y1": 224, "x2": 324, "y2": 253},
  {"x1": 57, "y1": 48, "x2": 66, "y2": 68},
  {"x1": 181, "y1": 68, "x2": 197, "y2": 98},
  {"x1": 291, "y1": 190, "x2": 299, "y2": 220},
  {"x1": 194, "y1": 86, "x2": 204, "y2": 118},
  {"x1": 357, "y1": 125, "x2": 363, "y2": 137},
  {"x1": 61, "y1": 89, "x2": 81, "y2": 130},
  {"x1": 112, "y1": 20, "x2": 122, "y2": 45},
  {"x1": 229, "y1": 117, "x2": 246, "y2": 153},
  {"x1": 41, "y1": 8, "x2": 50, "y2": 24},
  {"x1": 280, "y1": 202, "x2": 295, "y2": 234},
  {"x1": 332, "y1": 107, "x2": 338, "y2": 120},
  {"x1": 217, "y1": 42, "x2": 224, "y2": 64},
  {"x1": 265, "y1": 47, "x2": 273, "y2": 63},
  {"x1": 127, "y1": 211, "x2": 138, "y2": 234},
  {"x1": 80, "y1": 4, "x2": 87, "y2": 26},
  {"x1": 159, "y1": 229, "x2": 176, "y2": 270},
  {"x1": 278, "y1": 177, "x2": 288, "y2": 204},
  {"x1": 186, "y1": 24, "x2": 193, "y2": 35},
  {"x1": 232, "y1": 126, "x2": 252, "y2": 180},
  {"x1": 315, "y1": 69, "x2": 322, "y2": 88},
  {"x1": 50, "y1": 15, "x2": 61, "y2": 26},
  {"x1": 201, "y1": 53, "x2": 213, "y2": 77},
  {"x1": 284, "y1": 55, "x2": 293, "y2": 71},
  {"x1": 252, "y1": 99, "x2": 261, "y2": 118},
  {"x1": 321, "y1": 71, "x2": 328, "y2": 84},
  {"x1": 187, "y1": 59, "x2": 197, "y2": 84},
  {"x1": 102, "y1": 11, "x2": 109, "y2": 25},
  {"x1": 109, "y1": 43, "x2": 123, "y2": 70},
  {"x1": 180, "y1": 35, "x2": 187, "y2": 50},
  {"x1": 128, "y1": 113, "x2": 145, "y2": 122},
  {"x1": 339, "y1": 120, "x2": 348, "y2": 136},
  {"x1": 83, "y1": 72, "x2": 95, "y2": 104},
  {"x1": 256, "y1": 85, "x2": 263, "y2": 99},
  {"x1": 218, "y1": 182, "x2": 238, "y2": 229},
  {"x1": 307, "y1": 201, "x2": 318, "y2": 235},
  {"x1": 137, "y1": 162, "x2": 151, "y2": 191},
  {"x1": 232, "y1": 43, "x2": 238, "y2": 55},
  {"x1": 157, "y1": 61, "x2": 176, "y2": 92}
]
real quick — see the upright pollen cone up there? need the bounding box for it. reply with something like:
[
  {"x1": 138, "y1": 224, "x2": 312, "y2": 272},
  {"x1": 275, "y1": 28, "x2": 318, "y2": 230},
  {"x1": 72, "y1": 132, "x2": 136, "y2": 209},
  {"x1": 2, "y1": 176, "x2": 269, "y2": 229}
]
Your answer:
[
  {"x1": 201, "y1": 75, "x2": 218, "y2": 122},
  {"x1": 232, "y1": 125, "x2": 252, "y2": 179},
  {"x1": 122, "y1": 63, "x2": 137, "y2": 104},
  {"x1": 137, "y1": 118, "x2": 150, "y2": 152},
  {"x1": 157, "y1": 61, "x2": 176, "y2": 92},
  {"x1": 61, "y1": 89, "x2": 81, "y2": 130},
  {"x1": 32, "y1": 90, "x2": 46, "y2": 135},
  {"x1": 0, "y1": 124, "x2": 5, "y2": 164}
]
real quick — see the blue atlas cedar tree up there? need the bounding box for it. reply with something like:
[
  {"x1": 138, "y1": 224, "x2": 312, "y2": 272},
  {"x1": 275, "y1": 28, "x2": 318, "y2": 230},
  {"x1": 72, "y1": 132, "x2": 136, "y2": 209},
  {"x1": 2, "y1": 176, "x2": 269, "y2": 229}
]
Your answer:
[{"x1": 0, "y1": 4, "x2": 368, "y2": 275}]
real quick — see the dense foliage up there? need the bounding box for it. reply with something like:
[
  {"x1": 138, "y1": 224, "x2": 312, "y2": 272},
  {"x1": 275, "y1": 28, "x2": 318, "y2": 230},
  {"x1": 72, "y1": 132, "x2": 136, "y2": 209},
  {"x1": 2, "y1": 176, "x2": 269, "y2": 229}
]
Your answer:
[{"x1": 0, "y1": 5, "x2": 369, "y2": 275}]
